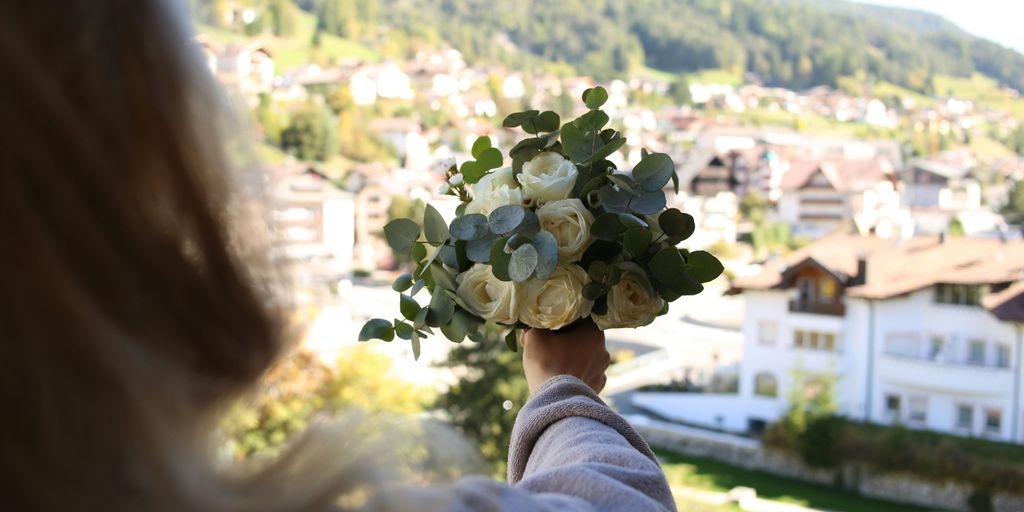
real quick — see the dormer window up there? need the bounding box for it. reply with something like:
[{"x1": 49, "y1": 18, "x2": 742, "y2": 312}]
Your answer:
[
  {"x1": 819, "y1": 279, "x2": 837, "y2": 304},
  {"x1": 934, "y1": 283, "x2": 984, "y2": 306}
]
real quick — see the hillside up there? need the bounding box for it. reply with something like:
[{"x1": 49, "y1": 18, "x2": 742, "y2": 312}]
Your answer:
[
  {"x1": 277, "y1": 0, "x2": 1024, "y2": 95},
  {"x1": 193, "y1": 0, "x2": 1024, "y2": 96}
]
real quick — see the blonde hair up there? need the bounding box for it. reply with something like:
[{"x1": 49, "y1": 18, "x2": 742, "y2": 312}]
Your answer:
[{"x1": 0, "y1": 2, "x2": 464, "y2": 510}]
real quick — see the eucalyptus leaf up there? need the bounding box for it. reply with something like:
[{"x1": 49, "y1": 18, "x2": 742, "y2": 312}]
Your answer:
[
  {"x1": 560, "y1": 123, "x2": 591, "y2": 163},
  {"x1": 581, "y1": 137, "x2": 626, "y2": 165},
  {"x1": 607, "y1": 173, "x2": 638, "y2": 195},
  {"x1": 439, "y1": 244, "x2": 458, "y2": 269},
  {"x1": 394, "y1": 320, "x2": 414, "y2": 341},
  {"x1": 410, "y1": 330, "x2": 421, "y2": 360},
  {"x1": 410, "y1": 242, "x2": 427, "y2": 262},
  {"x1": 581, "y1": 240, "x2": 622, "y2": 267},
  {"x1": 632, "y1": 152, "x2": 675, "y2": 192},
  {"x1": 383, "y1": 219, "x2": 420, "y2": 254},
  {"x1": 618, "y1": 213, "x2": 648, "y2": 229},
  {"x1": 490, "y1": 237, "x2": 513, "y2": 281},
  {"x1": 505, "y1": 329, "x2": 519, "y2": 352},
  {"x1": 427, "y1": 289, "x2": 456, "y2": 326},
  {"x1": 508, "y1": 243, "x2": 539, "y2": 282},
  {"x1": 441, "y1": 309, "x2": 473, "y2": 343},
  {"x1": 461, "y1": 161, "x2": 485, "y2": 184},
  {"x1": 532, "y1": 231, "x2": 558, "y2": 279},
  {"x1": 622, "y1": 227, "x2": 652, "y2": 254},
  {"x1": 582, "y1": 86, "x2": 608, "y2": 109},
  {"x1": 488, "y1": 205, "x2": 527, "y2": 235},
  {"x1": 450, "y1": 214, "x2": 489, "y2": 241},
  {"x1": 659, "y1": 209, "x2": 696, "y2": 242},
  {"x1": 606, "y1": 265, "x2": 622, "y2": 286},
  {"x1": 628, "y1": 190, "x2": 667, "y2": 215},
  {"x1": 400, "y1": 294, "x2": 420, "y2": 321},
  {"x1": 430, "y1": 264, "x2": 458, "y2": 291},
  {"x1": 591, "y1": 213, "x2": 625, "y2": 241},
  {"x1": 573, "y1": 109, "x2": 610, "y2": 133},
  {"x1": 578, "y1": 175, "x2": 607, "y2": 199},
  {"x1": 687, "y1": 250, "x2": 725, "y2": 283},
  {"x1": 414, "y1": 307, "x2": 429, "y2": 329},
  {"x1": 471, "y1": 136, "x2": 492, "y2": 158},
  {"x1": 535, "y1": 111, "x2": 561, "y2": 132},
  {"x1": 409, "y1": 279, "x2": 426, "y2": 296},
  {"x1": 477, "y1": 147, "x2": 503, "y2": 172},
  {"x1": 419, "y1": 202, "x2": 448, "y2": 244},
  {"x1": 454, "y1": 240, "x2": 471, "y2": 271},
  {"x1": 392, "y1": 273, "x2": 414, "y2": 292},
  {"x1": 588, "y1": 261, "x2": 608, "y2": 281},
  {"x1": 466, "y1": 233, "x2": 497, "y2": 263},
  {"x1": 598, "y1": 185, "x2": 631, "y2": 213},
  {"x1": 358, "y1": 319, "x2": 394, "y2": 342},
  {"x1": 503, "y1": 110, "x2": 540, "y2": 128}
]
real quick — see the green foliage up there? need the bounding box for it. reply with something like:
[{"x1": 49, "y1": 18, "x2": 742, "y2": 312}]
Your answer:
[
  {"x1": 667, "y1": 74, "x2": 692, "y2": 105},
  {"x1": 948, "y1": 216, "x2": 966, "y2": 237},
  {"x1": 222, "y1": 348, "x2": 431, "y2": 459},
  {"x1": 434, "y1": 328, "x2": 529, "y2": 477},
  {"x1": 280, "y1": 103, "x2": 338, "y2": 162},
  {"x1": 739, "y1": 190, "x2": 770, "y2": 224},
  {"x1": 1002, "y1": 180, "x2": 1024, "y2": 225}
]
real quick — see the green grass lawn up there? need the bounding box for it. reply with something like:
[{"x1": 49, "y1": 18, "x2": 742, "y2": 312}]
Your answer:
[
  {"x1": 197, "y1": 4, "x2": 379, "y2": 74},
  {"x1": 935, "y1": 73, "x2": 1024, "y2": 119},
  {"x1": 657, "y1": 450, "x2": 931, "y2": 512}
]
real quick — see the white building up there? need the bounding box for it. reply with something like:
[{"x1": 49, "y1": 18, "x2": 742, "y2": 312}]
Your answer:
[
  {"x1": 269, "y1": 166, "x2": 355, "y2": 285},
  {"x1": 636, "y1": 234, "x2": 1024, "y2": 443},
  {"x1": 776, "y1": 157, "x2": 910, "y2": 239},
  {"x1": 349, "y1": 63, "x2": 414, "y2": 106}
]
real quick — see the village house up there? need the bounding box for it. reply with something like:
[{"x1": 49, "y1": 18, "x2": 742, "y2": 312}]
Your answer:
[
  {"x1": 633, "y1": 233, "x2": 1024, "y2": 443},
  {"x1": 776, "y1": 156, "x2": 910, "y2": 239}
]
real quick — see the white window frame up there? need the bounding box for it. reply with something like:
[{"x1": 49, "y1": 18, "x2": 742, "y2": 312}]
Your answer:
[
  {"x1": 955, "y1": 404, "x2": 973, "y2": 431},
  {"x1": 758, "y1": 320, "x2": 778, "y2": 347}
]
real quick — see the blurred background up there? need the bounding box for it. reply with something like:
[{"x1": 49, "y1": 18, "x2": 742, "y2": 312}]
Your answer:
[{"x1": 194, "y1": 1, "x2": 1024, "y2": 510}]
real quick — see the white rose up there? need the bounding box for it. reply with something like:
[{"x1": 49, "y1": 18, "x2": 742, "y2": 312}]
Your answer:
[
  {"x1": 466, "y1": 167, "x2": 523, "y2": 215},
  {"x1": 517, "y1": 152, "x2": 578, "y2": 204},
  {"x1": 537, "y1": 199, "x2": 595, "y2": 262},
  {"x1": 518, "y1": 264, "x2": 592, "y2": 330},
  {"x1": 594, "y1": 263, "x2": 665, "y2": 330},
  {"x1": 456, "y1": 264, "x2": 518, "y2": 325}
]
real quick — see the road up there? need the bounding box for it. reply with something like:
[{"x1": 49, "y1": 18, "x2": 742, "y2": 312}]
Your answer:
[{"x1": 299, "y1": 278, "x2": 744, "y2": 395}]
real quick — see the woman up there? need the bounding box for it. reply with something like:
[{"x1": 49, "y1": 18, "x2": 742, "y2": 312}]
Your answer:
[{"x1": 0, "y1": 1, "x2": 675, "y2": 510}]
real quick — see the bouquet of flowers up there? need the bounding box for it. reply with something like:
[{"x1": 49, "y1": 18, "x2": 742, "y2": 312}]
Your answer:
[{"x1": 360, "y1": 86, "x2": 723, "y2": 358}]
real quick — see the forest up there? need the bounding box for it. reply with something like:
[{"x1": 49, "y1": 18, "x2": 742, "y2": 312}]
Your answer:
[{"x1": 237, "y1": 0, "x2": 1024, "y2": 93}]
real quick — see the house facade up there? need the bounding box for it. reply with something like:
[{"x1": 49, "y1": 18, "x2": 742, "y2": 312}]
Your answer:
[
  {"x1": 735, "y1": 234, "x2": 1024, "y2": 442},
  {"x1": 634, "y1": 234, "x2": 1024, "y2": 443},
  {"x1": 776, "y1": 157, "x2": 909, "y2": 239}
]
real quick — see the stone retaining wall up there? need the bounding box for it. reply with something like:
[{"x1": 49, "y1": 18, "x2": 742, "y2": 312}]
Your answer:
[{"x1": 632, "y1": 417, "x2": 1021, "y2": 512}]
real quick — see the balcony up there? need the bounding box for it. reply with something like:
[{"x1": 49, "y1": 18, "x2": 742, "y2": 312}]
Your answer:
[
  {"x1": 789, "y1": 300, "x2": 845, "y2": 316},
  {"x1": 878, "y1": 353, "x2": 1013, "y2": 396}
]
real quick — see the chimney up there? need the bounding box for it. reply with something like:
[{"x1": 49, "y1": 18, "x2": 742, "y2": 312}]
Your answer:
[{"x1": 854, "y1": 255, "x2": 868, "y2": 286}]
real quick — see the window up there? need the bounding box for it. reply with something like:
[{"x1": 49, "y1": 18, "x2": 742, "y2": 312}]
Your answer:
[
  {"x1": 797, "y1": 277, "x2": 815, "y2": 304},
  {"x1": 985, "y1": 409, "x2": 1002, "y2": 435},
  {"x1": 956, "y1": 404, "x2": 973, "y2": 430},
  {"x1": 968, "y1": 340, "x2": 986, "y2": 366},
  {"x1": 996, "y1": 344, "x2": 1011, "y2": 368},
  {"x1": 908, "y1": 395, "x2": 928, "y2": 423},
  {"x1": 758, "y1": 320, "x2": 778, "y2": 346},
  {"x1": 823, "y1": 333, "x2": 837, "y2": 352},
  {"x1": 754, "y1": 372, "x2": 778, "y2": 397},
  {"x1": 935, "y1": 283, "x2": 984, "y2": 306},
  {"x1": 885, "y1": 394, "x2": 901, "y2": 419},
  {"x1": 929, "y1": 336, "x2": 945, "y2": 361},
  {"x1": 793, "y1": 330, "x2": 838, "y2": 352},
  {"x1": 819, "y1": 279, "x2": 837, "y2": 304}
]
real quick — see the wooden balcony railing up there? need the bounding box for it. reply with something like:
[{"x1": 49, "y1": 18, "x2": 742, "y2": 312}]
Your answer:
[{"x1": 789, "y1": 300, "x2": 845, "y2": 316}]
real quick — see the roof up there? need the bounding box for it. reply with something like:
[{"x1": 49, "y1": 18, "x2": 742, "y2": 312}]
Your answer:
[
  {"x1": 732, "y1": 233, "x2": 1024, "y2": 320},
  {"x1": 984, "y1": 282, "x2": 1024, "y2": 323},
  {"x1": 779, "y1": 157, "x2": 894, "y2": 192}
]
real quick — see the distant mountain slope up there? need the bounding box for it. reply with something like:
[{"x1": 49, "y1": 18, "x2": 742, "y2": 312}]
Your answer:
[{"x1": 290, "y1": 0, "x2": 1024, "y2": 93}]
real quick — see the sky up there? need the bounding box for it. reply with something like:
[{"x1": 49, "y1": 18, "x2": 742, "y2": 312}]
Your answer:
[{"x1": 851, "y1": 0, "x2": 1024, "y2": 54}]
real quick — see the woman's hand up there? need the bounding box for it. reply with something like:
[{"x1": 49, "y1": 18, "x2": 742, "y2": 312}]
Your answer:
[{"x1": 521, "y1": 319, "x2": 610, "y2": 394}]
